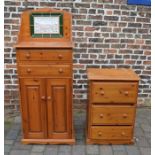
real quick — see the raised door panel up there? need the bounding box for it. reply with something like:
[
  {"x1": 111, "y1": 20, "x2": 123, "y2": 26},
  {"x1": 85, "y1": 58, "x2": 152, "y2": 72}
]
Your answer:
[
  {"x1": 20, "y1": 78, "x2": 47, "y2": 139},
  {"x1": 47, "y1": 79, "x2": 72, "y2": 139}
]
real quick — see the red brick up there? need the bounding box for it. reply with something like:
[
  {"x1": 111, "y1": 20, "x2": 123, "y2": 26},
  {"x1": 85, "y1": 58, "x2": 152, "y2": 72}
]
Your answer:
[
  {"x1": 143, "y1": 61, "x2": 151, "y2": 65},
  {"x1": 125, "y1": 60, "x2": 136, "y2": 64},
  {"x1": 106, "y1": 10, "x2": 113, "y2": 15},
  {"x1": 136, "y1": 39, "x2": 144, "y2": 44}
]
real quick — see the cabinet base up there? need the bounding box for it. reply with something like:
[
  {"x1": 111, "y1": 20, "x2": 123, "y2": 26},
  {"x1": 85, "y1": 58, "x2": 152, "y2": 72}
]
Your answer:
[
  {"x1": 22, "y1": 137, "x2": 75, "y2": 145},
  {"x1": 86, "y1": 138, "x2": 134, "y2": 145},
  {"x1": 22, "y1": 130, "x2": 75, "y2": 145}
]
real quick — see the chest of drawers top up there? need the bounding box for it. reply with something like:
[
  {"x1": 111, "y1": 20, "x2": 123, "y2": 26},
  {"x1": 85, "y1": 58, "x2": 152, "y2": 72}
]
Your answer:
[{"x1": 87, "y1": 68, "x2": 140, "y2": 81}]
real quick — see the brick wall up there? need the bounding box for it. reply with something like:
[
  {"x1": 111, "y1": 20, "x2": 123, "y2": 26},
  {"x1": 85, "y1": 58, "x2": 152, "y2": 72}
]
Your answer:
[{"x1": 4, "y1": 0, "x2": 151, "y2": 114}]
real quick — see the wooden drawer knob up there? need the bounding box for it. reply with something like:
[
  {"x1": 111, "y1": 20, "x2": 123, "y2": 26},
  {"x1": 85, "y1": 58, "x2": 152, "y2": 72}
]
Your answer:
[
  {"x1": 124, "y1": 91, "x2": 129, "y2": 96},
  {"x1": 121, "y1": 132, "x2": 126, "y2": 136},
  {"x1": 47, "y1": 96, "x2": 51, "y2": 100},
  {"x1": 27, "y1": 68, "x2": 31, "y2": 73},
  {"x1": 58, "y1": 68, "x2": 63, "y2": 73},
  {"x1": 41, "y1": 96, "x2": 46, "y2": 100},
  {"x1": 98, "y1": 131, "x2": 102, "y2": 136},
  {"x1": 58, "y1": 54, "x2": 63, "y2": 59},
  {"x1": 100, "y1": 91, "x2": 104, "y2": 96},
  {"x1": 99, "y1": 114, "x2": 104, "y2": 118},
  {"x1": 26, "y1": 53, "x2": 30, "y2": 59},
  {"x1": 123, "y1": 113, "x2": 128, "y2": 118}
]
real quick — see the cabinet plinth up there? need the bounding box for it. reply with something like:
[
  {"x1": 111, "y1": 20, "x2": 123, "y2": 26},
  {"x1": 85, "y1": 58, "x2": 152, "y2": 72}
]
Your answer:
[{"x1": 86, "y1": 68, "x2": 140, "y2": 144}]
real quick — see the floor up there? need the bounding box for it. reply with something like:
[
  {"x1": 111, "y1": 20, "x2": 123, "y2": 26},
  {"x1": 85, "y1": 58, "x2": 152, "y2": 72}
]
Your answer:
[{"x1": 4, "y1": 108, "x2": 151, "y2": 155}]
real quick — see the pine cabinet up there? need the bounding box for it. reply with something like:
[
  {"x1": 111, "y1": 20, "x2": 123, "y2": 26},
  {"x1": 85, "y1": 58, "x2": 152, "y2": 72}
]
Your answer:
[
  {"x1": 86, "y1": 68, "x2": 140, "y2": 144},
  {"x1": 15, "y1": 8, "x2": 75, "y2": 144}
]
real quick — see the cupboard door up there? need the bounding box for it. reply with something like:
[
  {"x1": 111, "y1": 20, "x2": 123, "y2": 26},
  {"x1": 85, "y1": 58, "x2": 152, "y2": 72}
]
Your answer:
[
  {"x1": 20, "y1": 78, "x2": 47, "y2": 139},
  {"x1": 47, "y1": 79, "x2": 72, "y2": 139}
]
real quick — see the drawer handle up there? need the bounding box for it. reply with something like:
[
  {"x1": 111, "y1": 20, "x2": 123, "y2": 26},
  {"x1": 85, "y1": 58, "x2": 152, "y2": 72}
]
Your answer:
[
  {"x1": 124, "y1": 91, "x2": 129, "y2": 96},
  {"x1": 121, "y1": 132, "x2": 126, "y2": 136},
  {"x1": 47, "y1": 96, "x2": 51, "y2": 100},
  {"x1": 58, "y1": 54, "x2": 63, "y2": 59},
  {"x1": 123, "y1": 113, "x2": 128, "y2": 118},
  {"x1": 26, "y1": 53, "x2": 30, "y2": 59},
  {"x1": 41, "y1": 96, "x2": 46, "y2": 100},
  {"x1": 27, "y1": 68, "x2": 31, "y2": 73},
  {"x1": 58, "y1": 68, "x2": 63, "y2": 73},
  {"x1": 100, "y1": 91, "x2": 104, "y2": 96},
  {"x1": 98, "y1": 131, "x2": 102, "y2": 136},
  {"x1": 99, "y1": 114, "x2": 104, "y2": 118}
]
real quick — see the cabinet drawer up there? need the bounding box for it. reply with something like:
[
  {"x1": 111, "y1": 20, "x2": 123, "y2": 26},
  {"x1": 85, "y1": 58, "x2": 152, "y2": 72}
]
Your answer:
[
  {"x1": 18, "y1": 65, "x2": 71, "y2": 77},
  {"x1": 17, "y1": 50, "x2": 72, "y2": 62},
  {"x1": 91, "y1": 82, "x2": 138, "y2": 104},
  {"x1": 90, "y1": 126, "x2": 132, "y2": 140},
  {"x1": 91, "y1": 105, "x2": 135, "y2": 125}
]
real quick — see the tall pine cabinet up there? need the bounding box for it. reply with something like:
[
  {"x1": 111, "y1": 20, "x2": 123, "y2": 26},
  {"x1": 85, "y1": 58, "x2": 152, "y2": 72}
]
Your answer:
[{"x1": 15, "y1": 8, "x2": 75, "y2": 144}]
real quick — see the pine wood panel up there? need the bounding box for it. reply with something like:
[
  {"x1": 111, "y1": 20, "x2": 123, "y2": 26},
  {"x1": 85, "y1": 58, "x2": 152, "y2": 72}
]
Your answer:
[
  {"x1": 20, "y1": 78, "x2": 47, "y2": 139},
  {"x1": 17, "y1": 50, "x2": 72, "y2": 62},
  {"x1": 87, "y1": 68, "x2": 140, "y2": 81},
  {"x1": 91, "y1": 105, "x2": 135, "y2": 125},
  {"x1": 91, "y1": 82, "x2": 138, "y2": 104},
  {"x1": 14, "y1": 8, "x2": 72, "y2": 45},
  {"x1": 18, "y1": 65, "x2": 71, "y2": 77},
  {"x1": 46, "y1": 79, "x2": 72, "y2": 139},
  {"x1": 90, "y1": 126, "x2": 133, "y2": 140}
]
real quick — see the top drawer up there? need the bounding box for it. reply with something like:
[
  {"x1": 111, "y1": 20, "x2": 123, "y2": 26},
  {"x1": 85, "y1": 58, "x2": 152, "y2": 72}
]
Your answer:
[
  {"x1": 91, "y1": 82, "x2": 138, "y2": 104},
  {"x1": 16, "y1": 49, "x2": 72, "y2": 62}
]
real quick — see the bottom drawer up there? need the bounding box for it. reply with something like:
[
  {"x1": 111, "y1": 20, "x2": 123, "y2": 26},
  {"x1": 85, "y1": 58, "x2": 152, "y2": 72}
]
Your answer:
[{"x1": 90, "y1": 126, "x2": 133, "y2": 140}]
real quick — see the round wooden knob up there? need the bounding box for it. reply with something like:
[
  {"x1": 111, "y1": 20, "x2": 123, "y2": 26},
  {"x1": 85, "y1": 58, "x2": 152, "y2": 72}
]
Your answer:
[
  {"x1": 121, "y1": 132, "x2": 125, "y2": 136},
  {"x1": 98, "y1": 131, "x2": 102, "y2": 136},
  {"x1": 99, "y1": 114, "x2": 104, "y2": 118},
  {"x1": 124, "y1": 91, "x2": 129, "y2": 96},
  {"x1": 27, "y1": 68, "x2": 31, "y2": 73},
  {"x1": 58, "y1": 68, "x2": 63, "y2": 73},
  {"x1": 41, "y1": 96, "x2": 46, "y2": 100},
  {"x1": 58, "y1": 54, "x2": 63, "y2": 59},
  {"x1": 47, "y1": 96, "x2": 51, "y2": 100},
  {"x1": 100, "y1": 91, "x2": 104, "y2": 96},
  {"x1": 26, "y1": 53, "x2": 30, "y2": 59},
  {"x1": 123, "y1": 113, "x2": 128, "y2": 118}
]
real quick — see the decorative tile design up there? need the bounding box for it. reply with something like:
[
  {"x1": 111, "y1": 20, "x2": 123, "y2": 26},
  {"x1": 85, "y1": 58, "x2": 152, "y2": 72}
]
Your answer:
[{"x1": 30, "y1": 13, "x2": 63, "y2": 38}]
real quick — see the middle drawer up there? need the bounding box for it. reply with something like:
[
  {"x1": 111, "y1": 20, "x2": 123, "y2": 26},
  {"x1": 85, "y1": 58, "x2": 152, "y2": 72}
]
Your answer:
[
  {"x1": 18, "y1": 65, "x2": 72, "y2": 77},
  {"x1": 91, "y1": 105, "x2": 135, "y2": 125}
]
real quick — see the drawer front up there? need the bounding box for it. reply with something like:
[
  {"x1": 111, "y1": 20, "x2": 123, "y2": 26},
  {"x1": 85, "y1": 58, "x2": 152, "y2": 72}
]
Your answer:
[
  {"x1": 91, "y1": 82, "x2": 138, "y2": 104},
  {"x1": 18, "y1": 65, "x2": 71, "y2": 77},
  {"x1": 90, "y1": 126, "x2": 132, "y2": 140},
  {"x1": 91, "y1": 105, "x2": 135, "y2": 125},
  {"x1": 17, "y1": 50, "x2": 72, "y2": 62}
]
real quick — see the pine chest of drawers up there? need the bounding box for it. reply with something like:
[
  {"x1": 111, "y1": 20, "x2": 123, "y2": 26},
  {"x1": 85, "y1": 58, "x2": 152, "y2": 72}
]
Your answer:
[{"x1": 86, "y1": 68, "x2": 140, "y2": 144}]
